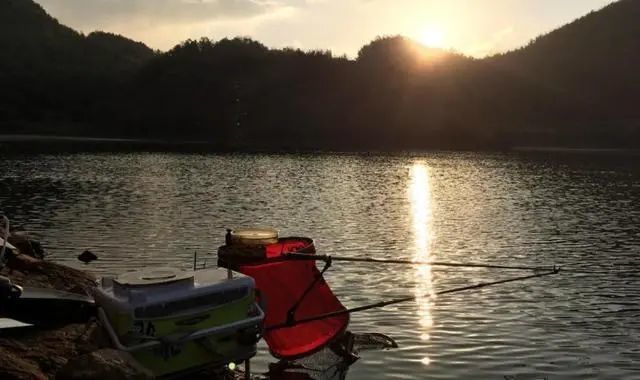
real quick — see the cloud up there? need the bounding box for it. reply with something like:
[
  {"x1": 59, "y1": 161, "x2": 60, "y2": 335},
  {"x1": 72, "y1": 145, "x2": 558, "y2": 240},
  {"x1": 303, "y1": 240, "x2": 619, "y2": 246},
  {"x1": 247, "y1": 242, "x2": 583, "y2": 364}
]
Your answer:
[
  {"x1": 36, "y1": 0, "x2": 616, "y2": 56},
  {"x1": 38, "y1": 0, "x2": 289, "y2": 28}
]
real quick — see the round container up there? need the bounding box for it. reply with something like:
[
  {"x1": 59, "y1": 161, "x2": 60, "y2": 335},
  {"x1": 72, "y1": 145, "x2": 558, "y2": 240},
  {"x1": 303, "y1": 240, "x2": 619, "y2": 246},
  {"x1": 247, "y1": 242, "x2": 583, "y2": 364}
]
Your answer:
[{"x1": 231, "y1": 228, "x2": 278, "y2": 246}]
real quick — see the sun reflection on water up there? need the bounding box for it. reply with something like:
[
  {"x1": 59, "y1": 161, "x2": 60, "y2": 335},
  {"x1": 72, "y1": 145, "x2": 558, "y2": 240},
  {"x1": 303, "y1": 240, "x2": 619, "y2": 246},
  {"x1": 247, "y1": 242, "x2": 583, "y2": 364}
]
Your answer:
[{"x1": 409, "y1": 162, "x2": 435, "y2": 364}]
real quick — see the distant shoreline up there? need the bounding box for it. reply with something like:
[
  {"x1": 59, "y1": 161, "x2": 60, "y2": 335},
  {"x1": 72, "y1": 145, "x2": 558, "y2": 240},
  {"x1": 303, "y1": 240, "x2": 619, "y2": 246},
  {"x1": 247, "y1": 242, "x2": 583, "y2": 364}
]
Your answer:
[
  {"x1": 0, "y1": 134, "x2": 209, "y2": 145},
  {"x1": 1, "y1": 134, "x2": 640, "y2": 155},
  {"x1": 512, "y1": 146, "x2": 640, "y2": 155}
]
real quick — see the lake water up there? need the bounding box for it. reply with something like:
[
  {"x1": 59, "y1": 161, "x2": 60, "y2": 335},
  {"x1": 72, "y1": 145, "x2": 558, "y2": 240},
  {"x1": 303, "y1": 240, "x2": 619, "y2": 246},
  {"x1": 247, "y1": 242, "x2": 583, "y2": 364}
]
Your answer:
[{"x1": 1, "y1": 152, "x2": 639, "y2": 379}]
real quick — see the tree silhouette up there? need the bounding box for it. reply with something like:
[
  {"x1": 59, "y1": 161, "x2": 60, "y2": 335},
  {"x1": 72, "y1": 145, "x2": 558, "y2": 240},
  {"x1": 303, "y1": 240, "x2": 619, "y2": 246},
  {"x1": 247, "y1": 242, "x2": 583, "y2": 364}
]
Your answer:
[{"x1": 1, "y1": 0, "x2": 639, "y2": 150}]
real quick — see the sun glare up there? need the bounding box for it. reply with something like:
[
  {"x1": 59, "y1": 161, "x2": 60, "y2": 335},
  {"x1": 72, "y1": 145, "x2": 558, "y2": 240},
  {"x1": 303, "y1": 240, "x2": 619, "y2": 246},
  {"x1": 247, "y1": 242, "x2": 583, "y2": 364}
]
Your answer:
[{"x1": 418, "y1": 25, "x2": 446, "y2": 48}]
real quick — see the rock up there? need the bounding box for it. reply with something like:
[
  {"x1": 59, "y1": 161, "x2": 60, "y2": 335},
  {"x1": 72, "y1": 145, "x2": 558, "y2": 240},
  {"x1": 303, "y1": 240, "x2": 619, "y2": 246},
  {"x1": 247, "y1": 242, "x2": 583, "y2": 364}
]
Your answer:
[
  {"x1": 55, "y1": 349, "x2": 154, "y2": 380},
  {"x1": 3, "y1": 252, "x2": 41, "y2": 272},
  {"x1": 1, "y1": 256, "x2": 96, "y2": 295},
  {"x1": 7, "y1": 232, "x2": 46, "y2": 260},
  {"x1": 0, "y1": 322, "x2": 106, "y2": 380},
  {"x1": 77, "y1": 251, "x2": 97, "y2": 264},
  {"x1": 0, "y1": 255, "x2": 103, "y2": 380}
]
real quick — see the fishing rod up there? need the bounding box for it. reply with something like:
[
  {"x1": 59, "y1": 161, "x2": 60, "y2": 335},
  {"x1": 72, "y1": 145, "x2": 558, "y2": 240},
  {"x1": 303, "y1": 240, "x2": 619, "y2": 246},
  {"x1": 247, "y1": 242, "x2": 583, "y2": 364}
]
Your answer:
[
  {"x1": 284, "y1": 253, "x2": 628, "y2": 276},
  {"x1": 283, "y1": 253, "x2": 552, "y2": 272},
  {"x1": 266, "y1": 266, "x2": 560, "y2": 331}
]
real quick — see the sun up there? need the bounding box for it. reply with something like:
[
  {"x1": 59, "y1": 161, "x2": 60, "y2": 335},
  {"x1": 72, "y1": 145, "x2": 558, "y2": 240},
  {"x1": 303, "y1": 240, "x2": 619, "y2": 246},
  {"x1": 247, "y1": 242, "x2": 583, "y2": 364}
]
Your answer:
[{"x1": 418, "y1": 25, "x2": 446, "y2": 48}]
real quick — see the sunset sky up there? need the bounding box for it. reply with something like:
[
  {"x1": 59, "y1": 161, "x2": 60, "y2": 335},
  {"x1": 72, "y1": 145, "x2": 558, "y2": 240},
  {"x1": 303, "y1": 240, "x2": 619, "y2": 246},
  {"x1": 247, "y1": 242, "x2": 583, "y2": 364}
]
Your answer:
[{"x1": 37, "y1": 0, "x2": 616, "y2": 57}]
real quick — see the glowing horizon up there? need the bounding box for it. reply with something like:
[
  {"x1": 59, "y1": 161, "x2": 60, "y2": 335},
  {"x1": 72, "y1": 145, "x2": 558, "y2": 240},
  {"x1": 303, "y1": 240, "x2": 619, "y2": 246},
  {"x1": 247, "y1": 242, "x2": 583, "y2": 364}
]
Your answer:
[
  {"x1": 37, "y1": 0, "x2": 616, "y2": 58},
  {"x1": 416, "y1": 24, "x2": 447, "y2": 49}
]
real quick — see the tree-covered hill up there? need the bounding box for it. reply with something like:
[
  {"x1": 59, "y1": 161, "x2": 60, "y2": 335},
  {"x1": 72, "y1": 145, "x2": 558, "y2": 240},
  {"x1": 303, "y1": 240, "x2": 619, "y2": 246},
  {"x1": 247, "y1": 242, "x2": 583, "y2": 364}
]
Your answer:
[
  {"x1": 0, "y1": 0, "x2": 155, "y2": 135},
  {"x1": 488, "y1": 0, "x2": 640, "y2": 145},
  {"x1": 1, "y1": 0, "x2": 638, "y2": 150}
]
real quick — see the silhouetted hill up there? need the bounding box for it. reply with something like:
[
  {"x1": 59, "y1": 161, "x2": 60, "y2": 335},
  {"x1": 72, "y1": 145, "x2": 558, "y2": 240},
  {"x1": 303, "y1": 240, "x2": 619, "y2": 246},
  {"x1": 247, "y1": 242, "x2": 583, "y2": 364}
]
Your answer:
[
  {"x1": 0, "y1": 0, "x2": 82, "y2": 77},
  {"x1": 0, "y1": 0, "x2": 154, "y2": 75},
  {"x1": 357, "y1": 36, "x2": 469, "y2": 70},
  {"x1": 489, "y1": 0, "x2": 640, "y2": 143},
  {"x1": 0, "y1": 0, "x2": 155, "y2": 135},
  {"x1": 0, "y1": 0, "x2": 638, "y2": 150}
]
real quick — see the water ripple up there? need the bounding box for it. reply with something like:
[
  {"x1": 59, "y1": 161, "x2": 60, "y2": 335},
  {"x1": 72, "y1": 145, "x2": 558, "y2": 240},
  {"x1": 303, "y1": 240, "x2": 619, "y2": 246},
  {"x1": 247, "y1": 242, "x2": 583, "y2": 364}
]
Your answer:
[{"x1": 0, "y1": 152, "x2": 639, "y2": 379}]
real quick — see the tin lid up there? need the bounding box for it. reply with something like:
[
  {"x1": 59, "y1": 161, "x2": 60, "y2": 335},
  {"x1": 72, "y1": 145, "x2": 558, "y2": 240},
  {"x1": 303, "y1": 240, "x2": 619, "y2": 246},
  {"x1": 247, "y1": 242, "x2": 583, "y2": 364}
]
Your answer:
[
  {"x1": 114, "y1": 267, "x2": 194, "y2": 287},
  {"x1": 231, "y1": 228, "x2": 279, "y2": 246}
]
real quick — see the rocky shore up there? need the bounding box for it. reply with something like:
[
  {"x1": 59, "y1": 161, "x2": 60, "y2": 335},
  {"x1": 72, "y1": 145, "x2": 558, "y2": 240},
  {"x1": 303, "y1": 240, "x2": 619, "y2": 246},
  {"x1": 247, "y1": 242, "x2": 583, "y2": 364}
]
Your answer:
[
  {"x1": 0, "y1": 233, "x2": 241, "y2": 380},
  {"x1": 0, "y1": 230, "x2": 395, "y2": 380}
]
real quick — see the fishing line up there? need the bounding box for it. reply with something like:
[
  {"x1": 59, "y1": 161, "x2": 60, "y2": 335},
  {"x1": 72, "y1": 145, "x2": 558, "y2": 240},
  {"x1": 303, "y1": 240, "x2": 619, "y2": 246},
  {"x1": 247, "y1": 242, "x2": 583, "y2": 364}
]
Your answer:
[{"x1": 266, "y1": 267, "x2": 560, "y2": 331}]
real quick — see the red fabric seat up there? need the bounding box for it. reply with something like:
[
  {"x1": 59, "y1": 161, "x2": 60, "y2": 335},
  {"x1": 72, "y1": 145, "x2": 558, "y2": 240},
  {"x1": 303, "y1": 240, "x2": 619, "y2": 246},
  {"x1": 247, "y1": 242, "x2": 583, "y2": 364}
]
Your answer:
[{"x1": 224, "y1": 238, "x2": 349, "y2": 359}]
